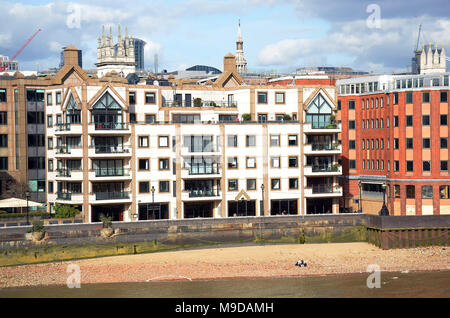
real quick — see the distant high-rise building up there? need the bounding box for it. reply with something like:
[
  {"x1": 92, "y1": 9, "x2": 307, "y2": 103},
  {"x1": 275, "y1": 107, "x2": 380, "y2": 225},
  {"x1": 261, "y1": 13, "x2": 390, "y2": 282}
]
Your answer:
[
  {"x1": 0, "y1": 54, "x2": 19, "y2": 71},
  {"x1": 133, "y1": 38, "x2": 146, "y2": 71},
  {"x1": 59, "y1": 47, "x2": 82, "y2": 69}
]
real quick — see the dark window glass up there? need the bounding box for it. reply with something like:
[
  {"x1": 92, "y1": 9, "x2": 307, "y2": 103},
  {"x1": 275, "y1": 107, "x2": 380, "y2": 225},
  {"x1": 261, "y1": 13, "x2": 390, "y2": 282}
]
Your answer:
[
  {"x1": 257, "y1": 92, "x2": 267, "y2": 104},
  {"x1": 422, "y1": 115, "x2": 430, "y2": 125},
  {"x1": 405, "y1": 92, "x2": 413, "y2": 104},
  {"x1": 349, "y1": 140, "x2": 355, "y2": 149},
  {"x1": 441, "y1": 91, "x2": 448, "y2": 103},
  {"x1": 349, "y1": 160, "x2": 356, "y2": 169},
  {"x1": 406, "y1": 138, "x2": 413, "y2": 149},
  {"x1": 145, "y1": 92, "x2": 156, "y2": 104},
  {"x1": 441, "y1": 138, "x2": 448, "y2": 149},
  {"x1": 406, "y1": 115, "x2": 413, "y2": 126},
  {"x1": 0, "y1": 89, "x2": 6, "y2": 102},
  {"x1": 422, "y1": 185, "x2": 433, "y2": 199},
  {"x1": 422, "y1": 92, "x2": 430, "y2": 103},
  {"x1": 348, "y1": 100, "x2": 355, "y2": 110},
  {"x1": 406, "y1": 161, "x2": 413, "y2": 172},
  {"x1": 0, "y1": 112, "x2": 7, "y2": 125},
  {"x1": 349, "y1": 120, "x2": 355, "y2": 129},
  {"x1": 441, "y1": 161, "x2": 448, "y2": 171},
  {"x1": 139, "y1": 182, "x2": 149, "y2": 193},
  {"x1": 394, "y1": 116, "x2": 399, "y2": 127},
  {"x1": 406, "y1": 185, "x2": 415, "y2": 199},
  {"x1": 129, "y1": 92, "x2": 136, "y2": 105},
  {"x1": 159, "y1": 181, "x2": 169, "y2": 192},
  {"x1": 440, "y1": 115, "x2": 448, "y2": 125},
  {"x1": 0, "y1": 157, "x2": 7, "y2": 170},
  {"x1": 423, "y1": 138, "x2": 430, "y2": 148}
]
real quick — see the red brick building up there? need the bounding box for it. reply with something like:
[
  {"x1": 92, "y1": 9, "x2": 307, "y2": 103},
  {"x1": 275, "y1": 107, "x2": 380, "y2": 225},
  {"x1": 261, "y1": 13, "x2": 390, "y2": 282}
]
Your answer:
[{"x1": 337, "y1": 73, "x2": 450, "y2": 215}]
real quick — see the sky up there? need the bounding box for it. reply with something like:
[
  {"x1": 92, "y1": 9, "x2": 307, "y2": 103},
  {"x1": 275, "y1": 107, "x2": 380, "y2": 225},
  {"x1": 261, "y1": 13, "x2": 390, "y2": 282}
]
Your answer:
[{"x1": 0, "y1": 0, "x2": 449, "y2": 74}]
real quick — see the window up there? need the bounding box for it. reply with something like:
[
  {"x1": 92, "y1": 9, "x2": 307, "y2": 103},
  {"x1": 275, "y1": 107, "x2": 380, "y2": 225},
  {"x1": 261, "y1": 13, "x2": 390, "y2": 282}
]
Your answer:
[
  {"x1": 441, "y1": 91, "x2": 448, "y2": 103},
  {"x1": 422, "y1": 115, "x2": 430, "y2": 125},
  {"x1": 46, "y1": 93, "x2": 52, "y2": 105},
  {"x1": 56, "y1": 92, "x2": 62, "y2": 104},
  {"x1": 159, "y1": 158, "x2": 169, "y2": 170},
  {"x1": 406, "y1": 92, "x2": 413, "y2": 104},
  {"x1": 271, "y1": 157, "x2": 280, "y2": 168},
  {"x1": 440, "y1": 115, "x2": 448, "y2": 126},
  {"x1": 288, "y1": 156, "x2": 298, "y2": 168},
  {"x1": 228, "y1": 135, "x2": 238, "y2": 147},
  {"x1": 440, "y1": 185, "x2": 450, "y2": 199},
  {"x1": 159, "y1": 181, "x2": 170, "y2": 192},
  {"x1": 139, "y1": 181, "x2": 149, "y2": 193},
  {"x1": 441, "y1": 161, "x2": 448, "y2": 171},
  {"x1": 362, "y1": 120, "x2": 365, "y2": 129},
  {"x1": 349, "y1": 120, "x2": 355, "y2": 129},
  {"x1": 48, "y1": 181, "x2": 54, "y2": 193},
  {"x1": 394, "y1": 138, "x2": 399, "y2": 149},
  {"x1": 406, "y1": 161, "x2": 414, "y2": 172},
  {"x1": 0, "y1": 89, "x2": 6, "y2": 102},
  {"x1": 275, "y1": 92, "x2": 285, "y2": 104},
  {"x1": 406, "y1": 115, "x2": 413, "y2": 126},
  {"x1": 48, "y1": 159, "x2": 53, "y2": 171},
  {"x1": 423, "y1": 138, "x2": 430, "y2": 149},
  {"x1": 257, "y1": 92, "x2": 267, "y2": 104},
  {"x1": 394, "y1": 161, "x2": 399, "y2": 172},
  {"x1": 349, "y1": 160, "x2": 356, "y2": 169},
  {"x1": 0, "y1": 112, "x2": 6, "y2": 125},
  {"x1": 247, "y1": 179, "x2": 256, "y2": 190},
  {"x1": 288, "y1": 135, "x2": 297, "y2": 146},
  {"x1": 47, "y1": 137, "x2": 53, "y2": 149},
  {"x1": 362, "y1": 139, "x2": 365, "y2": 149},
  {"x1": 348, "y1": 100, "x2": 355, "y2": 110},
  {"x1": 47, "y1": 115, "x2": 53, "y2": 127},
  {"x1": 145, "y1": 92, "x2": 156, "y2": 104},
  {"x1": 129, "y1": 92, "x2": 136, "y2": 105},
  {"x1": 386, "y1": 116, "x2": 389, "y2": 128},
  {"x1": 394, "y1": 185, "x2": 400, "y2": 198},
  {"x1": 381, "y1": 160, "x2": 384, "y2": 170},
  {"x1": 422, "y1": 92, "x2": 430, "y2": 103},
  {"x1": 393, "y1": 92, "x2": 398, "y2": 105},
  {"x1": 0, "y1": 135, "x2": 7, "y2": 148},
  {"x1": 422, "y1": 161, "x2": 431, "y2": 172},
  {"x1": 394, "y1": 116, "x2": 398, "y2": 127},
  {"x1": 271, "y1": 178, "x2": 280, "y2": 190},
  {"x1": 289, "y1": 178, "x2": 298, "y2": 189},
  {"x1": 28, "y1": 134, "x2": 45, "y2": 147},
  {"x1": 246, "y1": 157, "x2": 256, "y2": 168},
  {"x1": 145, "y1": 114, "x2": 156, "y2": 123},
  {"x1": 441, "y1": 138, "x2": 448, "y2": 149},
  {"x1": 158, "y1": 136, "x2": 169, "y2": 148},
  {"x1": 406, "y1": 185, "x2": 415, "y2": 199},
  {"x1": 246, "y1": 135, "x2": 256, "y2": 147},
  {"x1": 380, "y1": 118, "x2": 383, "y2": 128},
  {"x1": 28, "y1": 157, "x2": 45, "y2": 169},
  {"x1": 270, "y1": 135, "x2": 280, "y2": 147},
  {"x1": 139, "y1": 159, "x2": 149, "y2": 170},
  {"x1": 138, "y1": 136, "x2": 149, "y2": 147},
  {"x1": 406, "y1": 138, "x2": 413, "y2": 149},
  {"x1": 349, "y1": 140, "x2": 355, "y2": 149},
  {"x1": 27, "y1": 111, "x2": 45, "y2": 124},
  {"x1": 380, "y1": 139, "x2": 384, "y2": 149},
  {"x1": 228, "y1": 157, "x2": 238, "y2": 169},
  {"x1": 362, "y1": 160, "x2": 365, "y2": 169},
  {"x1": 228, "y1": 179, "x2": 238, "y2": 191}
]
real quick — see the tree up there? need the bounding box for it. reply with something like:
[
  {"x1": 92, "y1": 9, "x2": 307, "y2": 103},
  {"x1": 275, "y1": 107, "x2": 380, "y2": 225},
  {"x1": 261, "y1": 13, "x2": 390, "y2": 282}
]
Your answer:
[{"x1": 53, "y1": 203, "x2": 80, "y2": 218}]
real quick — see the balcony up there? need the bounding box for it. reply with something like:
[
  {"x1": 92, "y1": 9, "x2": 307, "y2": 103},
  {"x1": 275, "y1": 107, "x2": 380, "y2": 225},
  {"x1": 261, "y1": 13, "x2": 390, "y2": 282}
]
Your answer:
[
  {"x1": 88, "y1": 122, "x2": 131, "y2": 135},
  {"x1": 54, "y1": 146, "x2": 83, "y2": 157},
  {"x1": 182, "y1": 188, "x2": 221, "y2": 201},
  {"x1": 94, "y1": 191, "x2": 130, "y2": 201},
  {"x1": 162, "y1": 99, "x2": 237, "y2": 108},
  {"x1": 93, "y1": 168, "x2": 131, "y2": 177},
  {"x1": 55, "y1": 169, "x2": 83, "y2": 180},
  {"x1": 304, "y1": 185, "x2": 343, "y2": 198},
  {"x1": 182, "y1": 163, "x2": 221, "y2": 179},
  {"x1": 304, "y1": 164, "x2": 342, "y2": 176},
  {"x1": 55, "y1": 192, "x2": 83, "y2": 204},
  {"x1": 56, "y1": 192, "x2": 72, "y2": 200},
  {"x1": 181, "y1": 146, "x2": 220, "y2": 157},
  {"x1": 54, "y1": 123, "x2": 83, "y2": 135},
  {"x1": 94, "y1": 145, "x2": 130, "y2": 154},
  {"x1": 304, "y1": 143, "x2": 341, "y2": 154},
  {"x1": 304, "y1": 122, "x2": 341, "y2": 134}
]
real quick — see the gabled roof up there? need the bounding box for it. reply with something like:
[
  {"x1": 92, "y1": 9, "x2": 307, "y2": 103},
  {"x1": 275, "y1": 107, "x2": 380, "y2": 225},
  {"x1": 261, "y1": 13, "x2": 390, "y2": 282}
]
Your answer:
[
  {"x1": 213, "y1": 70, "x2": 243, "y2": 88},
  {"x1": 52, "y1": 64, "x2": 90, "y2": 85}
]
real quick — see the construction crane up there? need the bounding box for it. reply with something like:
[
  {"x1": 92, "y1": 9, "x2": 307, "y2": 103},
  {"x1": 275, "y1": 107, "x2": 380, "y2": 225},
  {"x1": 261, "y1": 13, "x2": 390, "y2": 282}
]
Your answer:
[{"x1": 0, "y1": 28, "x2": 42, "y2": 72}]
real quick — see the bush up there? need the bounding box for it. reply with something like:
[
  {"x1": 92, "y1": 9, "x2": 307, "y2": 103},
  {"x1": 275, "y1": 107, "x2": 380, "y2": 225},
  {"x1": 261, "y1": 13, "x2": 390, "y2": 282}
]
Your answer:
[
  {"x1": 283, "y1": 114, "x2": 292, "y2": 121},
  {"x1": 242, "y1": 113, "x2": 251, "y2": 121},
  {"x1": 99, "y1": 213, "x2": 112, "y2": 229},
  {"x1": 31, "y1": 220, "x2": 45, "y2": 233},
  {"x1": 54, "y1": 203, "x2": 80, "y2": 219},
  {"x1": 0, "y1": 211, "x2": 48, "y2": 219},
  {"x1": 193, "y1": 98, "x2": 202, "y2": 107}
]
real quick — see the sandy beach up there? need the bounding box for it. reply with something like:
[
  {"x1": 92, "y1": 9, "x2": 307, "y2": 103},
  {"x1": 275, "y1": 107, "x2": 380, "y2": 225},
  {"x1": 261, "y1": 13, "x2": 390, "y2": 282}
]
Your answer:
[{"x1": 0, "y1": 242, "x2": 449, "y2": 288}]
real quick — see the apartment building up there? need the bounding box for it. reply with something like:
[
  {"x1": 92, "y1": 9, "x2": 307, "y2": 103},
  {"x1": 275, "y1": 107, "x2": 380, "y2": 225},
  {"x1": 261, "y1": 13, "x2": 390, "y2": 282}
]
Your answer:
[
  {"x1": 43, "y1": 47, "x2": 342, "y2": 223},
  {"x1": 338, "y1": 71, "x2": 450, "y2": 215}
]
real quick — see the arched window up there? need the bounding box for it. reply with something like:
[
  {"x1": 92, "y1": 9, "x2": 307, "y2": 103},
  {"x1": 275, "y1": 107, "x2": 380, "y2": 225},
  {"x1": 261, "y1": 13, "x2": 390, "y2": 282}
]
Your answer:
[
  {"x1": 91, "y1": 92, "x2": 123, "y2": 129},
  {"x1": 306, "y1": 93, "x2": 333, "y2": 129}
]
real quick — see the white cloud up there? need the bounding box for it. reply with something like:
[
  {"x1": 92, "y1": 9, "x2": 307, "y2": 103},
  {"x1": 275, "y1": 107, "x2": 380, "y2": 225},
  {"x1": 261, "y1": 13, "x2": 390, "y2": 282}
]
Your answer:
[{"x1": 49, "y1": 41, "x2": 63, "y2": 53}]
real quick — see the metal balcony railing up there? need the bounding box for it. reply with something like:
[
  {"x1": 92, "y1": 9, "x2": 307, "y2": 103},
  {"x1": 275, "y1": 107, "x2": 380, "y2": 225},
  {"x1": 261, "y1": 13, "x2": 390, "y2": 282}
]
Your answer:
[
  {"x1": 55, "y1": 123, "x2": 71, "y2": 131},
  {"x1": 93, "y1": 122, "x2": 128, "y2": 130},
  {"x1": 56, "y1": 192, "x2": 72, "y2": 200},
  {"x1": 162, "y1": 100, "x2": 238, "y2": 107},
  {"x1": 187, "y1": 163, "x2": 220, "y2": 175},
  {"x1": 94, "y1": 191, "x2": 130, "y2": 200},
  {"x1": 188, "y1": 189, "x2": 220, "y2": 197},
  {"x1": 310, "y1": 143, "x2": 340, "y2": 151},
  {"x1": 56, "y1": 170, "x2": 71, "y2": 177},
  {"x1": 310, "y1": 164, "x2": 340, "y2": 172},
  {"x1": 93, "y1": 168, "x2": 130, "y2": 177},
  {"x1": 56, "y1": 146, "x2": 71, "y2": 154}
]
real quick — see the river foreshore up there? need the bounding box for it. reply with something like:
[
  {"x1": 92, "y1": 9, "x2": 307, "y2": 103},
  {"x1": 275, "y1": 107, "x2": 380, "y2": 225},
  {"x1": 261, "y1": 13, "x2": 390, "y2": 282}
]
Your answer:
[{"x1": 0, "y1": 242, "x2": 448, "y2": 289}]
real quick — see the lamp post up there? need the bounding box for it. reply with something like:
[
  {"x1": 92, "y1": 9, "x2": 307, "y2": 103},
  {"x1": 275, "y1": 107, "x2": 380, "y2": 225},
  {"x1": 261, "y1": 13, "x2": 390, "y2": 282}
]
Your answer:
[
  {"x1": 358, "y1": 180, "x2": 362, "y2": 213},
  {"x1": 25, "y1": 190, "x2": 30, "y2": 226},
  {"x1": 260, "y1": 184, "x2": 265, "y2": 217},
  {"x1": 151, "y1": 185, "x2": 155, "y2": 203},
  {"x1": 378, "y1": 183, "x2": 389, "y2": 216}
]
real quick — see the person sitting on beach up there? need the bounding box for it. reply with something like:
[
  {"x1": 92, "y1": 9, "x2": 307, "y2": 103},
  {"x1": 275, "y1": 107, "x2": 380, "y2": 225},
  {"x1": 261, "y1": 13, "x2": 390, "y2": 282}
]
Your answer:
[{"x1": 295, "y1": 260, "x2": 307, "y2": 267}]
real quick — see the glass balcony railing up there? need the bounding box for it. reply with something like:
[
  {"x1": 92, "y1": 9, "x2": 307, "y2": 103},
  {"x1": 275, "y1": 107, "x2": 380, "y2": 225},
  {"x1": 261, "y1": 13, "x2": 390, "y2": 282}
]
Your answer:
[
  {"x1": 310, "y1": 143, "x2": 340, "y2": 151},
  {"x1": 162, "y1": 100, "x2": 237, "y2": 107},
  {"x1": 94, "y1": 145, "x2": 129, "y2": 154},
  {"x1": 93, "y1": 122, "x2": 128, "y2": 130},
  {"x1": 55, "y1": 123, "x2": 71, "y2": 131},
  {"x1": 310, "y1": 164, "x2": 340, "y2": 172},
  {"x1": 93, "y1": 168, "x2": 130, "y2": 177},
  {"x1": 311, "y1": 184, "x2": 334, "y2": 193},
  {"x1": 187, "y1": 163, "x2": 220, "y2": 175},
  {"x1": 95, "y1": 191, "x2": 130, "y2": 200},
  {"x1": 188, "y1": 188, "x2": 220, "y2": 197},
  {"x1": 56, "y1": 170, "x2": 71, "y2": 177},
  {"x1": 56, "y1": 146, "x2": 71, "y2": 154},
  {"x1": 57, "y1": 192, "x2": 72, "y2": 200}
]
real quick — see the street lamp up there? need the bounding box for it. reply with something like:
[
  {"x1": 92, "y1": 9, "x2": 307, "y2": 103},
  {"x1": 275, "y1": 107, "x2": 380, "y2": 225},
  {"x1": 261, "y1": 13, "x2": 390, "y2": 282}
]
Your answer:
[
  {"x1": 378, "y1": 183, "x2": 389, "y2": 216},
  {"x1": 260, "y1": 184, "x2": 265, "y2": 216},
  {"x1": 25, "y1": 190, "x2": 30, "y2": 226},
  {"x1": 358, "y1": 180, "x2": 362, "y2": 213},
  {"x1": 151, "y1": 185, "x2": 155, "y2": 203}
]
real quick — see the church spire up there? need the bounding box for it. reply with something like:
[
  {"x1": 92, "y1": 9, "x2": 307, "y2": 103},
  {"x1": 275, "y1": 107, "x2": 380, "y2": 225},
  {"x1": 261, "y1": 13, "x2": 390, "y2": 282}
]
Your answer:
[{"x1": 235, "y1": 19, "x2": 247, "y2": 74}]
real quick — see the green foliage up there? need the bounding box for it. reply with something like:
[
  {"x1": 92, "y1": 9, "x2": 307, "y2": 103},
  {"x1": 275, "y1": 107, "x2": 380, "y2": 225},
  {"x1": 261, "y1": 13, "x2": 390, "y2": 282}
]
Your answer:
[
  {"x1": 193, "y1": 98, "x2": 203, "y2": 107},
  {"x1": 283, "y1": 114, "x2": 292, "y2": 121},
  {"x1": 99, "y1": 213, "x2": 112, "y2": 229},
  {"x1": 0, "y1": 211, "x2": 48, "y2": 219},
  {"x1": 54, "y1": 203, "x2": 80, "y2": 219},
  {"x1": 31, "y1": 220, "x2": 45, "y2": 233},
  {"x1": 329, "y1": 114, "x2": 336, "y2": 123},
  {"x1": 242, "y1": 113, "x2": 251, "y2": 121},
  {"x1": 332, "y1": 164, "x2": 340, "y2": 172},
  {"x1": 298, "y1": 228, "x2": 306, "y2": 244},
  {"x1": 210, "y1": 101, "x2": 217, "y2": 107}
]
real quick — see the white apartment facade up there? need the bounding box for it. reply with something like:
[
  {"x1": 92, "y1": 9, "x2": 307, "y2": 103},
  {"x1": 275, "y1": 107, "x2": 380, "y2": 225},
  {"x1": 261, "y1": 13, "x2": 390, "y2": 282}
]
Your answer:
[{"x1": 45, "y1": 48, "x2": 342, "y2": 223}]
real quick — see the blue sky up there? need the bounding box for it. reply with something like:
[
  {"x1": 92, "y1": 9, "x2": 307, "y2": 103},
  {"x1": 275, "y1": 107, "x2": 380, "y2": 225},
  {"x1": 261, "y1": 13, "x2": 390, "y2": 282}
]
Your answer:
[{"x1": 1, "y1": 0, "x2": 449, "y2": 74}]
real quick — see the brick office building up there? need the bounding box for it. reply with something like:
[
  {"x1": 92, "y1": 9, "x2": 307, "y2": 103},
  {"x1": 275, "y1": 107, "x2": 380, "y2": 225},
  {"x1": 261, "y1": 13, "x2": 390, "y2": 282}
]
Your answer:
[{"x1": 337, "y1": 71, "x2": 450, "y2": 215}]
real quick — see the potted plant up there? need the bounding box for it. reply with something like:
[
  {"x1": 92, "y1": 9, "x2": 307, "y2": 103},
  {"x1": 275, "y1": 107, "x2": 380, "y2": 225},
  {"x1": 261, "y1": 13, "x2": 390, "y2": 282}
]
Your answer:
[
  {"x1": 283, "y1": 114, "x2": 292, "y2": 121},
  {"x1": 332, "y1": 164, "x2": 340, "y2": 172},
  {"x1": 242, "y1": 113, "x2": 251, "y2": 121},
  {"x1": 31, "y1": 220, "x2": 46, "y2": 241},
  {"x1": 210, "y1": 101, "x2": 217, "y2": 107},
  {"x1": 193, "y1": 98, "x2": 203, "y2": 107},
  {"x1": 99, "y1": 213, "x2": 114, "y2": 238}
]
